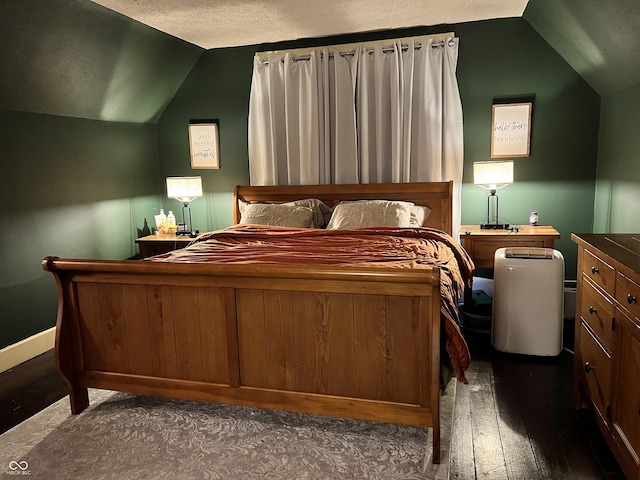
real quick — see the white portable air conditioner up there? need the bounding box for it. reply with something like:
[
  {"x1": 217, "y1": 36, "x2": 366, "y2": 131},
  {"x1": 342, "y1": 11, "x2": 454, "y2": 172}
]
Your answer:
[{"x1": 492, "y1": 247, "x2": 565, "y2": 356}]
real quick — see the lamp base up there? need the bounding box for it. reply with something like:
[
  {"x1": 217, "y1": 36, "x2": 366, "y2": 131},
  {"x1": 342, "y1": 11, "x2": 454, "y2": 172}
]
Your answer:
[{"x1": 480, "y1": 223, "x2": 510, "y2": 230}]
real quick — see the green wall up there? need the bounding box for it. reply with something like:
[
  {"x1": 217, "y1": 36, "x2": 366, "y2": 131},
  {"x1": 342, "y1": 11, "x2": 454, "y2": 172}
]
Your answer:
[
  {"x1": 156, "y1": 47, "x2": 256, "y2": 228},
  {"x1": 457, "y1": 20, "x2": 600, "y2": 279},
  {"x1": 0, "y1": 110, "x2": 160, "y2": 346},
  {"x1": 0, "y1": 0, "x2": 202, "y2": 349},
  {"x1": 523, "y1": 0, "x2": 640, "y2": 235},
  {"x1": 594, "y1": 83, "x2": 640, "y2": 232},
  {"x1": 157, "y1": 18, "x2": 600, "y2": 278}
]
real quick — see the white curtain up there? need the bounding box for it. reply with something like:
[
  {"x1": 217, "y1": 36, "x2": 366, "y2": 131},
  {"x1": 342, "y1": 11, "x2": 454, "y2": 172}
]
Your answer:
[{"x1": 248, "y1": 36, "x2": 463, "y2": 234}]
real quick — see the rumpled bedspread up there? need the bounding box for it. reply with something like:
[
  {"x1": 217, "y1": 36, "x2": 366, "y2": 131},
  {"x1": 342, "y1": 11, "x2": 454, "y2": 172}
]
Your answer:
[{"x1": 151, "y1": 225, "x2": 474, "y2": 383}]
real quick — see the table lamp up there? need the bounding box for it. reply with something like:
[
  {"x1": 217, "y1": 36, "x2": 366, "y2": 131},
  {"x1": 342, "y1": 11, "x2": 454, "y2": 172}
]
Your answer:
[
  {"x1": 474, "y1": 160, "x2": 513, "y2": 229},
  {"x1": 166, "y1": 176, "x2": 203, "y2": 235}
]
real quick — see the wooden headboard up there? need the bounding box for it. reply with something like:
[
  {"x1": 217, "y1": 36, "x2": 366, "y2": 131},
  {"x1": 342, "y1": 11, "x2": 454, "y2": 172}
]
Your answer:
[{"x1": 234, "y1": 181, "x2": 453, "y2": 235}]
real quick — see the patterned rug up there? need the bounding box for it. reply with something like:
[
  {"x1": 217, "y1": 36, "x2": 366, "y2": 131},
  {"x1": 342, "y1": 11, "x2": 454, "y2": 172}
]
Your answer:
[{"x1": 1, "y1": 382, "x2": 454, "y2": 480}]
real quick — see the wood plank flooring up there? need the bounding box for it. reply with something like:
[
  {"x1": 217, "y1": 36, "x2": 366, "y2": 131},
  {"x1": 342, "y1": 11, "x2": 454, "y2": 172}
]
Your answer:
[
  {"x1": 0, "y1": 349, "x2": 67, "y2": 435},
  {"x1": 452, "y1": 328, "x2": 625, "y2": 479},
  {"x1": 0, "y1": 337, "x2": 628, "y2": 479}
]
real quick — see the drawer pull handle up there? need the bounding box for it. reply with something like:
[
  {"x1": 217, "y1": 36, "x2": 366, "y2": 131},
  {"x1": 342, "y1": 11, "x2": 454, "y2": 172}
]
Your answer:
[
  {"x1": 628, "y1": 294, "x2": 638, "y2": 305},
  {"x1": 589, "y1": 306, "x2": 597, "y2": 315},
  {"x1": 591, "y1": 266, "x2": 599, "y2": 274},
  {"x1": 584, "y1": 362, "x2": 594, "y2": 374}
]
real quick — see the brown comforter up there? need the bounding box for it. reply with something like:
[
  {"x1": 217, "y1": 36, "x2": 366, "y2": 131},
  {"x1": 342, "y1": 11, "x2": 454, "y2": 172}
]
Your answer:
[{"x1": 151, "y1": 225, "x2": 474, "y2": 383}]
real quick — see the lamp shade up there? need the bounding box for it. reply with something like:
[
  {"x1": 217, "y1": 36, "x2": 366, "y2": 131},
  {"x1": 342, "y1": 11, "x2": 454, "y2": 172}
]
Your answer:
[
  {"x1": 474, "y1": 161, "x2": 514, "y2": 189},
  {"x1": 166, "y1": 176, "x2": 203, "y2": 203}
]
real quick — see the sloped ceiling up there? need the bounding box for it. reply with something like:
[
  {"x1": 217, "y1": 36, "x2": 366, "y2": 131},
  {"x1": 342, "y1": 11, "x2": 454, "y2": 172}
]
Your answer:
[
  {"x1": 91, "y1": 0, "x2": 640, "y2": 98},
  {"x1": 524, "y1": 0, "x2": 640, "y2": 97},
  {"x1": 0, "y1": 0, "x2": 203, "y2": 123},
  {"x1": 89, "y1": 0, "x2": 529, "y2": 49}
]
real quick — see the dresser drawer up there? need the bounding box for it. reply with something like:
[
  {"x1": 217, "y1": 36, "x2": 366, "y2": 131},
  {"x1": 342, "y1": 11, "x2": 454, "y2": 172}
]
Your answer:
[
  {"x1": 580, "y1": 277, "x2": 615, "y2": 352},
  {"x1": 578, "y1": 322, "x2": 612, "y2": 426},
  {"x1": 582, "y1": 249, "x2": 616, "y2": 296},
  {"x1": 616, "y1": 272, "x2": 640, "y2": 321}
]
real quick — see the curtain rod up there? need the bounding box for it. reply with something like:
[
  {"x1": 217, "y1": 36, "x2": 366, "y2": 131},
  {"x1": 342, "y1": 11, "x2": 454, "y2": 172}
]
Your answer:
[{"x1": 259, "y1": 39, "x2": 455, "y2": 66}]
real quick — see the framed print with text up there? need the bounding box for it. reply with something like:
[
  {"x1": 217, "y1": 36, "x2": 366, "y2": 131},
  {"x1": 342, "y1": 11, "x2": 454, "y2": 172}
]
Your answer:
[
  {"x1": 491, "y1": 102, "x2": 532, "y2": 158},
  {"x1": 189, "y1": 121, "x2": 220, "y2": 169}
]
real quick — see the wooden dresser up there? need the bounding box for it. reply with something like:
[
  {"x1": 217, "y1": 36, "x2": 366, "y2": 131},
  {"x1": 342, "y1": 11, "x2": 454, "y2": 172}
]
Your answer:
[{"x1": 572, "y1": 233, "x2": 640, "y2": 479}]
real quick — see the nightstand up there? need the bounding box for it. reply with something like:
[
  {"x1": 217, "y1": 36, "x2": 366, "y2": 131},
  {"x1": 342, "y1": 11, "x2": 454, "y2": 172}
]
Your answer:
[
  {"x1": 459, "y1": 225, "x2": 561, "y2": 322},
  {"x1": 135, "y1": 234, "x2": 193, "y2": 258},
  {"x1": 460, "y1": 225, "x2": 560, "y2": 269}
]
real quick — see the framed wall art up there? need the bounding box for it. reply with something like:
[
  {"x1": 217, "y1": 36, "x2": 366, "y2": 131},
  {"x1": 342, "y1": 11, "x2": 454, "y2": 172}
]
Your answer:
[
  {"x1": 189, "y1": 121, "x2": 220, "y2": 169},
  {"x1": 491, "y1": 102, "x2": 532, "y2": 158}
]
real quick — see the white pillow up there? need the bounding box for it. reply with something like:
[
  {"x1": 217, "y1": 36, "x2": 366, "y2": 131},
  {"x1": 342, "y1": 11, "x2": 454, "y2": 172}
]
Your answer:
[
  {"x1": 239, "y1": 202, "x2": 314, "y2": 228},
  {"x1": 326, "y1": 200, "x2": 413, "y2": 230},
  {"x1": 409, "y1": 205, "x2": 432, "y2": 227}
]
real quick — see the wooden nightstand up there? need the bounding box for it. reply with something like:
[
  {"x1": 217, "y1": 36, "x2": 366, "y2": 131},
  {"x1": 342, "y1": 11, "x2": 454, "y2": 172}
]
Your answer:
[
  {"x1": 135, "y1": 234, "x2": 194, "y2": 258},
  {"x1": 460, "y1": 225, "x2": 560, "y2": 269},
  {"x1": 460, "y1": 225, "x2": 561, "y2": 318}
]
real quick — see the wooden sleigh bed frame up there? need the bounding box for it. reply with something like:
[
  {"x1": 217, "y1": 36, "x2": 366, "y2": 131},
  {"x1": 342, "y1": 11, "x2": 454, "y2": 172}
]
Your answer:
[{"x1": 43, "y1": 181, "x2": 455, "y2": 464}]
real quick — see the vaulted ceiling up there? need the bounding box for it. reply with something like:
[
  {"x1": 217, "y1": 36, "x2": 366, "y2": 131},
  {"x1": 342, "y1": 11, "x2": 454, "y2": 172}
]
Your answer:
[
  {"x1": 524, "y1": 0, "x2": 640, "y2": 97},
  {"x1": 89, "y1": 0, "x2": 640, "y2": 97}
]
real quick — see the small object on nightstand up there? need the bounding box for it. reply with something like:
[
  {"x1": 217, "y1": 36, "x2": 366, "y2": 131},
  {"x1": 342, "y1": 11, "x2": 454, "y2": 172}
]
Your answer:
[
  {"x1": 167, "y1": 211, "x2": 177, "y2": 233},
  {"x1": 157, "y1": 209, "x2": 167, "y2": 233},
  {"x1": 529, "y1": 211, "x2": 538, "y2": 226}
]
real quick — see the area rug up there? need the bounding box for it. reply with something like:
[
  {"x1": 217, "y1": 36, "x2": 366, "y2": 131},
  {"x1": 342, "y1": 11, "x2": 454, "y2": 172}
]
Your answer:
[{"x1": 1, "y1": 382, "x2": 454, "y2": 480}]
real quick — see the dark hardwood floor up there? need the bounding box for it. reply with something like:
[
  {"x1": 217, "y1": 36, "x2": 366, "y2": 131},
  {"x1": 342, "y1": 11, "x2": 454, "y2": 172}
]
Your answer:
[
  {"x1": 0, "y1": 350, "x2": 67, "y2": 436},
  {"x1": 452, "y1": 326, "x2": 625, "y2": 479},
  {"x1": 0, "y1": 336, "x2": 627, "y2": 479}
]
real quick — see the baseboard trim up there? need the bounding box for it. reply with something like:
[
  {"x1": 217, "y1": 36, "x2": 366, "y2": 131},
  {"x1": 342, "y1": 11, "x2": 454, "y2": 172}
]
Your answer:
[{"x1": 0, "y1": 327, "x2": 56, "y2": 374}]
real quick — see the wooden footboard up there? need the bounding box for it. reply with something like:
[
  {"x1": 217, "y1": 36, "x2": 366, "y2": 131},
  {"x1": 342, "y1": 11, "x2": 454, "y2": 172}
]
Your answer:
[{"x1": 43, "y1": 256, "x2": 443, "y2": 463}]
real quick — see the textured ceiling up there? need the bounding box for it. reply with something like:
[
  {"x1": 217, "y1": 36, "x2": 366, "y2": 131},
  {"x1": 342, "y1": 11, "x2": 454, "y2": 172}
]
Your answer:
[{"x1": 90, "y1": 0, "x2": 529, "y2": 49}]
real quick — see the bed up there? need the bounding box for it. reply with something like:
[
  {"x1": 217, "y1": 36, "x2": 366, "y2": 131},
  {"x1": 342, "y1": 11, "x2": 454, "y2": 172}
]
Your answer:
[{"x1": 43, "y1": 181, "x2": 473, "y2": 465}]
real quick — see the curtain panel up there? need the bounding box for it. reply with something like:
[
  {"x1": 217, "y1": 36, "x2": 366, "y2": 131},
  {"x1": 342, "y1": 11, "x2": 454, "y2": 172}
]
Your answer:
[{"x1": 248, "y1": 35, "x2": 463, "y2": 233}]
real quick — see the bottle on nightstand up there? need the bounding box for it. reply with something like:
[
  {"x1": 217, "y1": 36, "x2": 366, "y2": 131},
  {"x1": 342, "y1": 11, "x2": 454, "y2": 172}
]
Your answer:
[
  {"x1": 167, "y1": 211, "x2": 177, "y2": 233},
  {"x1": 158, "y1": 209, "x2": 167, "y2": 233}
]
